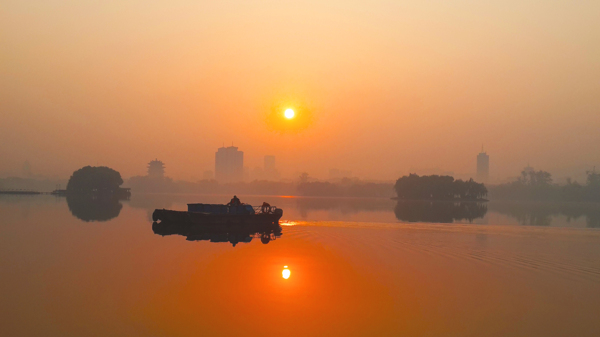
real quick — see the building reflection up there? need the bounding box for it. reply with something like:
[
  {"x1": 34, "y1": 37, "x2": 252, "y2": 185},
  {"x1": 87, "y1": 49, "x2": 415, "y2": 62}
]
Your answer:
[
  {"x1": 394, "y1": 201, "x2": 488, "y2": 223},
  {"x1": 488, "y1": 201, "x2": 600, "y2": 228},
  {"x1": 66, "y1": 194, "x2": 126, "y2": 222},
  {"x1": 152, "y1": 221, "x2": 283, "y2": 246}
]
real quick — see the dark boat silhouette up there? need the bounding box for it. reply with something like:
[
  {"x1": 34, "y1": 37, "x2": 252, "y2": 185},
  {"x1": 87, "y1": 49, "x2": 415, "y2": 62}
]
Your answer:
[{"x1": 152, "y1": 201, "x2": 283, "y2": 225}]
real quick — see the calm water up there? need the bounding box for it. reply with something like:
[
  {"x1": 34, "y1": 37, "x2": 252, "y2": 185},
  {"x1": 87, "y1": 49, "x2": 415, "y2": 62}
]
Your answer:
[{"x1": 1, "y1": 194, "x2": 600, "y2": 336}]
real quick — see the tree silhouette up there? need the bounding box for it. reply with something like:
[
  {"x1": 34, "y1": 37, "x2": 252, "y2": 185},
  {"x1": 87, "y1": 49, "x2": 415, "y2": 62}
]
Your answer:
[
  {"x1": 394, "y1": 174, "x2": 487, "y2": 200},
  {"x1": 298, "y1": 172, "x2": 309, "y2": 184},
  {"x1": 490, "y1": 167, "x2": 600, "y2": 202},
  {"x1": 587, "y1": 168, "x2": 600, "y2": 186},
  {"x1": 518, "y1": 169, "x2": 553, "y2": 186},
  {"x1": 66, "y1": 166, "x2": 124, "y2": 194}
]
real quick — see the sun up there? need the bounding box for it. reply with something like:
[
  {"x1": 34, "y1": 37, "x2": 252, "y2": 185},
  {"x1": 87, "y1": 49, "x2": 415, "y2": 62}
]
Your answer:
[
  {"x1": 282, "y1": 266, "x2": 291, "y2": 279},
  {"x1": 284, "y1": 108, "x2": 295, "y2": 119},
  {"x1": 265, "y1": 100, "x2": 313, "y2": 133}
]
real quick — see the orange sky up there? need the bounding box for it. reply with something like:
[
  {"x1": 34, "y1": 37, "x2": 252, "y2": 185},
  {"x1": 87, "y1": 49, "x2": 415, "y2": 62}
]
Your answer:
[{"x1": 1, "y1": 1, "x2": 599, "y2": 182}]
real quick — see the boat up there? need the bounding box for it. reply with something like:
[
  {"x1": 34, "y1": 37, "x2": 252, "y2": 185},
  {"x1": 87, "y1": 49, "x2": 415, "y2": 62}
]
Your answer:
[{"x1": 152, "y1": 200, "x2": 283, "y2": 225}]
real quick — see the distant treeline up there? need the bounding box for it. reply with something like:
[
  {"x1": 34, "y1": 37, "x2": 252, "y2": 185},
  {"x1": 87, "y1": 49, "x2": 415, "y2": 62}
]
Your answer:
[
  {"x1": 296, "y1": 180, "x2": 394, "y2": 198},
  {"x1": 394, "y1": 174, "x2": 487, "y2": 201},
  {"x1": 0, "y1": 177, "x2": 67, "y2": 192},
  {"x1": 126, "y1": 175, "x2": 394, "y2": 197},
  {"x1": 489, "y1": 169, "x2": 600, "y2": 202}
]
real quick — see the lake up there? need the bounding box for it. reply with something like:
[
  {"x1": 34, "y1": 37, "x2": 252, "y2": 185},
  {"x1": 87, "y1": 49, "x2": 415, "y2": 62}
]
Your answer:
[{"x1": 1, "y1": 194, "x2": 600, "y2": 336}]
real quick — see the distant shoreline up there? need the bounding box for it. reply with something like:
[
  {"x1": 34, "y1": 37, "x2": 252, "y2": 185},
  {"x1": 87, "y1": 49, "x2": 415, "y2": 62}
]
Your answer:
[
  {"x1": 391, "y1": 197, "x2": 489, "y2": 202},
  {"x1": 0, "y1": 190, "x2": 43, "y2": 195}
]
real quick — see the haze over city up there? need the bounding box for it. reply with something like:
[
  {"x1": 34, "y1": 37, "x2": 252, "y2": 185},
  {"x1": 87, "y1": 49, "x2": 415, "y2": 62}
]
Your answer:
[
  {"x1": 2, "y1": 1, "x2": 599, "y2": 182},
  {"x1": 4, "y1": 2, "x2": 600, "y2": 337}
]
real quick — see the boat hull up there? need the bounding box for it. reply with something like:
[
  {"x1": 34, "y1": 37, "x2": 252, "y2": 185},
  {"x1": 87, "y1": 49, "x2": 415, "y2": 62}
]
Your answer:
[
  {"x1": 152, "y1": 220, "x2": 283, "y2": 245},
  {"x1": 152, "y1": 208, "x2": 283, "y2": 225}
]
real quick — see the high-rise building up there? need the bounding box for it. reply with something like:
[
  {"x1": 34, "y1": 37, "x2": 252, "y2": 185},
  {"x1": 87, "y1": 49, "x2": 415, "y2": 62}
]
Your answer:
[
  {"x1": 264, "y1": 155, "x2": 280, "y2": 180},
  {"x1": 147, "y1": 159, "x2": 165, "y2": 178},
  {"x1": 264, "y1": 156, "x2": 276, "y2": 172},
  {"x1": 215, "y1": 146, "x2": 244, "y2": 182},
  {"x1": 476, "y1": 149, "x2": 490, "y2": 182}
]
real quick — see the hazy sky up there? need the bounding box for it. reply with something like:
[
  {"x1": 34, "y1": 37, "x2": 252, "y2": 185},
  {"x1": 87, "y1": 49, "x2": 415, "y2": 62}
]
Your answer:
[{"x1": 2, "y1": 0, "x2": 599, "y2": 182}]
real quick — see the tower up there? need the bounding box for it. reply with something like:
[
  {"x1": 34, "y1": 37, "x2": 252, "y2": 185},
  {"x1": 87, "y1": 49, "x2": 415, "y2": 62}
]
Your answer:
[
  {"x1": 147, "y1": 159, "x2": 165, "y2": 178},
  {"x1": 476, "y1": 147, "x2": 489, "y2": 183}
]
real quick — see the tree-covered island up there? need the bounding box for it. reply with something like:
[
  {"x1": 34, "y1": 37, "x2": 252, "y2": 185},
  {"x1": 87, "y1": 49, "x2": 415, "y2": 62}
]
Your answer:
[
  {"x1": 394, "y1": 174, "x2": 488, "y2": 201},
  {"x1": 66, "y1": 166, "x2": 130, "y2": 198}
]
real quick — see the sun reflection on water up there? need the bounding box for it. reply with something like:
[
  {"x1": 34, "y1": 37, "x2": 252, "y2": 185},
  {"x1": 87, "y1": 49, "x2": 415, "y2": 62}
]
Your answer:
[{"x1": 280, "y1": 221, "x2": 298, "y2": 226}]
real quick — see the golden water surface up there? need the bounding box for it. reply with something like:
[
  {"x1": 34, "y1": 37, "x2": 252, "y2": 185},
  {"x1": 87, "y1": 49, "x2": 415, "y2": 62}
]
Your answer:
[{"x1": 1, "y1": 196, "x2": 599, "y2": 336}]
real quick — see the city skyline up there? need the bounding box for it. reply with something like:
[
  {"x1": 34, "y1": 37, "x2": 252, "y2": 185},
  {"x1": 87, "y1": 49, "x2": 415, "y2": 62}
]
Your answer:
[
  {"x1": 4, "y1": 146, "x2": 595, "y2": 185},
  {"x1": 2, "y1": 1, "x2": 598, "y2": 182}
]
